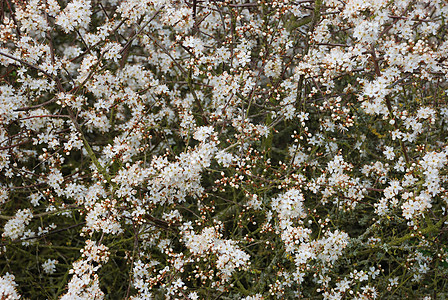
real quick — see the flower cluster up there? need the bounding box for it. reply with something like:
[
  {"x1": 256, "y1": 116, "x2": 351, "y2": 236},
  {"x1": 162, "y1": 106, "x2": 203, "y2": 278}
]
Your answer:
[
  {"x1": 0, "y1": 273, "x2": 20, "y2": 299},
  {"x1": 61, "y1": 240, "x2": 109, "y2": 299},
  {"x1": 183, "y1": 225, "x2": 251, "y2": 283},
  {"x1": 2, "y1": 209, "x2": 33, "y2": 240},
  {"x1": 0, "y1": 0, "x2": 448, "y2": 298}
]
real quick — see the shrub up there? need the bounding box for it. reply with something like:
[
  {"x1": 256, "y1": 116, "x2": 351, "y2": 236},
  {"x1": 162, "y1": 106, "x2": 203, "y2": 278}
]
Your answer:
[{"x1": 0, "y1": 0, "x2": 448, "y2": 299}]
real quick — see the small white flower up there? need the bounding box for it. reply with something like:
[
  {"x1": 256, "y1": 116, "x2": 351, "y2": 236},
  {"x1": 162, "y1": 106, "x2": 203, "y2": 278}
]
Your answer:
[
  {"x1": 383, "y1": 146, "x2": 395, "y2": 160},
  {"x1": 42, "y1": 259, "x2": 58, "y2": 274},
  {"x1": 215, "y1": 150, "x2": 234, "y2": 167},
  {"x1": 193, "y1": 126, "x2": 214, "y2": 142}
]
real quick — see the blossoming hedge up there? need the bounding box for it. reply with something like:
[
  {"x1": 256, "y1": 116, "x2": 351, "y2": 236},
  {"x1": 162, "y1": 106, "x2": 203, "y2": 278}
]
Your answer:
[{"x1": 0, "y1": 0, "x2": 448, "y2": 298}]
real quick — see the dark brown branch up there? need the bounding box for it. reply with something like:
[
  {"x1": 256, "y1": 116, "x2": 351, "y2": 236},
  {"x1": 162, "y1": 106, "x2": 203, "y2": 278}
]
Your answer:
[{"x1": 370, "y1": 46, "x2": 411, "y2": 166}]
